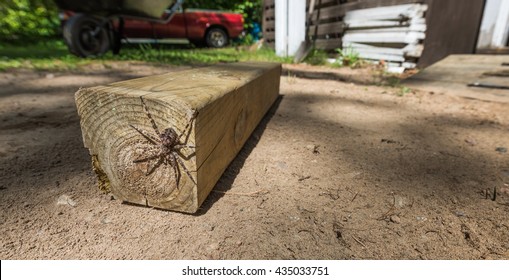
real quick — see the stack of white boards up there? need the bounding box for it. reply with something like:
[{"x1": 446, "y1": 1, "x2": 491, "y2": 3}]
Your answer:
[{"x1": 341, "y1": 3, "x2": 428, "y2": 73}]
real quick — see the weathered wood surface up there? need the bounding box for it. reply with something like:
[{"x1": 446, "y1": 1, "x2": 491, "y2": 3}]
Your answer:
[
  {"x1": 404, "y1": 55, "x2": 509, "y2": 103},
  {"x1": 75, "y1": 62, "x2": 281, "y2": 213}
]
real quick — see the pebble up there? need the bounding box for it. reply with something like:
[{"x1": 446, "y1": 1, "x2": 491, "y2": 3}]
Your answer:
[
  {"x1": 45, "y1": 73, "x2": 54, "y2": 79},
  {"x1": 289, "y1": 216, "x2": 300, "y2": 221},
  {"x1": 495, "y1": 147, "x2": 507, "y2": 153},
  {"x1": 416, "y1": 216, "x2": 427, "y2": 222},
  {"x1": 390, "y1": 215, "x2": 401, "y2": 224},
  {"x1": 208, "y1": 243, "x2": 220, "y2": 251},
  {"x1": 498, "y1": 187, "x2": 509, "y2": 195},
  {"x1": 276, "y1": 161, "x2": 288, "y2": 170},
  {"x1": 454, "y1": 211, "x2": 465, "y2": 217},
  {"x1": 394, "y1": 195, "x2": 406, "y2": 208},
  {"x1": 202, "y1": 224, "x2": 215, "y2": 231},
  {"x1": 56, "y1": 194, "x2": 76, "y2": 207},
  {"x1": 306, "y1": 144, "x2": 320, "y2": 154},
  {"x1": 464, "y1": 138, "x2": 477, "y2": 146},
  {"x1": 101, "y1": 217, "x2": 112, "y2": 224}
]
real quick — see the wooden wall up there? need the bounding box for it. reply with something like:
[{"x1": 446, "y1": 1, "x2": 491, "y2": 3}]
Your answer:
[
  {"x1": 311, "y1": 0, "x2": 425, "y2": 50},
  {"x1": 418, "y1": 0, "x2": 486, "y2": 67}
]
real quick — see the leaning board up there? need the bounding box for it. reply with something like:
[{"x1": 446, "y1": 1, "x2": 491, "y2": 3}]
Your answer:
[{"x1": 75, "y1": 62, "x2": 281, "y2": 213}]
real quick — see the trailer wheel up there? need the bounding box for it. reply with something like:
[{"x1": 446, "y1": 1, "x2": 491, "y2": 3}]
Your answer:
[
  {"x1": 205, "y1": 27, "x2": 228, "y2": 48},
  {"x1": 63, "y1": 14, "x2": 110, "y2": 57}
]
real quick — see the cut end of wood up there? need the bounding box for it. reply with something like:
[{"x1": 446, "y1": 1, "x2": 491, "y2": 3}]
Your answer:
[
  {"x1": 75, "y1": 62, "x2": 282, "y2": 213},
  {"x1": 77, "y1": 94, "x2": 199, "y2": 212},
  {"x1": 92, "y1": 155, "x2": 110, "y2": 193}
]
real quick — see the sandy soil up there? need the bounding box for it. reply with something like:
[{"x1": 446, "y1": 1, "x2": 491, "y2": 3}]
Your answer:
[{"x1": 1, "y1": 62, "x2": 508, "y2": 259}]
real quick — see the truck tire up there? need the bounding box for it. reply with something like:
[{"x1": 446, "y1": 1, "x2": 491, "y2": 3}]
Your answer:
[
  {"x1": 63, "y1": 14, "x2": 110, "y2": 57},
  {"x1": 205, "y1": 27, "x2": 228, "y2": 48}
]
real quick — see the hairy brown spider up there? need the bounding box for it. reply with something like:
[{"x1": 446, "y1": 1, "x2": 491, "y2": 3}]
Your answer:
[{"x1": 129, "y1": 96, "x2": 198, "y2": 188}]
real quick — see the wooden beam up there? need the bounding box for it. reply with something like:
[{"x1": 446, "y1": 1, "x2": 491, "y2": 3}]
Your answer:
[
  {"x1": 309, "y1": 21, "x2": 345, "y2": 36},
  {"x1": 346, "y1": 19, "x2": 411, "y2": 29},
  {"x1": 75, "y1": 62, "x2": 281, "y2": 213},
  {"x1": 264, "y1": 0, "x2": 275, "y2": 6},
  {"x1": 354, "y1": 0, "x2": 425, "y2": 9},
  {"x1": 345, "y1": 22, "x2": 426, "y2": 32},
  {"x1": 264, "y1": 20, "x2": 275, "y2": 30},
  {"x1": 342, "y1": 42, "x2": 424, "y2": 57},
  {"x1": 310, "y1": 0, "x2": 424, "y2": 20},
  {"x1": 343, "y1": 31, "x2": 425, "y2": 44},
  {"x1": 358, "y1": 52, "x2": 405, "y2": 62},
  {"x1": 314, "y1": 0, "x2": 342, "y2": 8},
  {"x1": 264, "y1": 8, "x2": 275, "y2": 19},
  {"x1": 315, "y1": 38, "x2": 342, "y2": 50},
  {"x1": 343, "y1": 3, "x2": 428, "y2": 22},
  {"x1": 264, "y1": 32, "x2": 275, "y2": 40},
  {"x1": 310, "y1": 2, "x2": 359, "y2": 21},
  {"x1": 348, "y1": 24, "x2": 426, "y2": 34}
]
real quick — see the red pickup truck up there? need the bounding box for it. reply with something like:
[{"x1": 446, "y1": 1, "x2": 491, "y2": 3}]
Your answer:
[
  {"x1": 121, "y1": 8, "x2": 244, "y2": 47},
  {"x1": 59, "y1": 1, "x2": 244, "y2": 57}
]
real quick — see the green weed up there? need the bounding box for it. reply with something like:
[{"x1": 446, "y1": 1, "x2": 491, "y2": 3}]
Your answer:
[
  {"x1": 304, "y1": 48, "x2": 328, "y2": 66},
  {"x1": 335, "y1": 47, "x2": 362, "y2": 68},
  {"x1": 397, "y1": 86, "x2": 412, "y2": 97}
]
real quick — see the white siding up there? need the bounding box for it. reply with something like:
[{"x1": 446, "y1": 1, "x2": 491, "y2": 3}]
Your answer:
[
  {"x1": 477, "y1": 0, "x2": 509, "y2": 48},
  {"x1": 275, "y1": 0, "x2": 306, "y2": 57}
]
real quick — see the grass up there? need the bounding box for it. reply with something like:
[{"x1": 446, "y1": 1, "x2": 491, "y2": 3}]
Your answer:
[
  {"x1": 335, "y1": 47, "x2": 362, "y2": 68},
  {"x1": 0, "y1": 40, "x2": 292, "y2": 71},
  {"x1": 301, "y1": 47, "x2": 366, "y2": 69},
  {"x1": 1, "y1": 40, "x2": 410, "y2": 96},
  {"x1": 0, "y1": 41, "x2": 86, "y2": 71},
  {"x1": 303, "y1": 48, "x2": 329, "y2": 66}
]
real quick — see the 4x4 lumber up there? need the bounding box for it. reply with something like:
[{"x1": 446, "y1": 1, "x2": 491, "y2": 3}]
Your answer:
[{"x1": 75, "y1": 62, "x2": 281, "y2": 213}]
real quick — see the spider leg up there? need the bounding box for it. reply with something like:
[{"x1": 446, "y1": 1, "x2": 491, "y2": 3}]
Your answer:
[
  {"x1": 173, "y1": 160, "x2": 181, "y2": 189},
  {"x1": 174, "y1": 148, "x2": 195, "y2": 160},
  {"x1": 174, "y1": 144, "x2": 195, "y2": 149},
  {"x1": 129, "y1": 124, "x2": 160, "y2": 145},
  {"x1": 175, "y1": 153, "x2": 197, "y2": 185},
  {"x1": 145, "y1": 155, "x2": 165, "y2": 176},
  {"x1": 167, "y1": 153, "x2": 181, "y2": 189},
  {"x1": 139, "y1": 96, "x2": 161, "y2": 136},
  {"x1": 174, "y1": 144, "x2": 195, "y2": 157},
  {"x1": 177, "y1": 109, "x2": 198, "y2": 144},
  {"x1": 133, "y1": 152, "x2": 161, "y2": 163}
]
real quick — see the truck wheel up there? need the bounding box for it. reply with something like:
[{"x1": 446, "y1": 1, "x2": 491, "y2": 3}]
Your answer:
[
  {"x1": 63, "y1": 14, "x2": 110, "y2": 57},
  {"x1": 205, "y1": 28, "x2": 228, "y2": 48}
]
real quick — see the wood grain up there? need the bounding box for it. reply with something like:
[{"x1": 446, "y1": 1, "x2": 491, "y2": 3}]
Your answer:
[{"x1": 75, "y1": 62, "x2": 281, "y2": 213}]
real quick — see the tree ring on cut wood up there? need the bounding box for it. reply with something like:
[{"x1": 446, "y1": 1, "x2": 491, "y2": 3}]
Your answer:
[
  {"x1": 93, "y1": 97, "x2": 197, "y2": 208},
  {"x1": 114, "y1": 140, "x2": 179, "y2": 199}
]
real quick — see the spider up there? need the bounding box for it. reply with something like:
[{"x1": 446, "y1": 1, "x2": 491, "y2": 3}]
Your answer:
[{"x1": 129, "y1": 96, "x2": 198, "y2": 188}]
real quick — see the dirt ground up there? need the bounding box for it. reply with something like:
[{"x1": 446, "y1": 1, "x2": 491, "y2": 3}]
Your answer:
[{"x1": 1, "y1": 62, "x2": 508, "y2": 260}]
